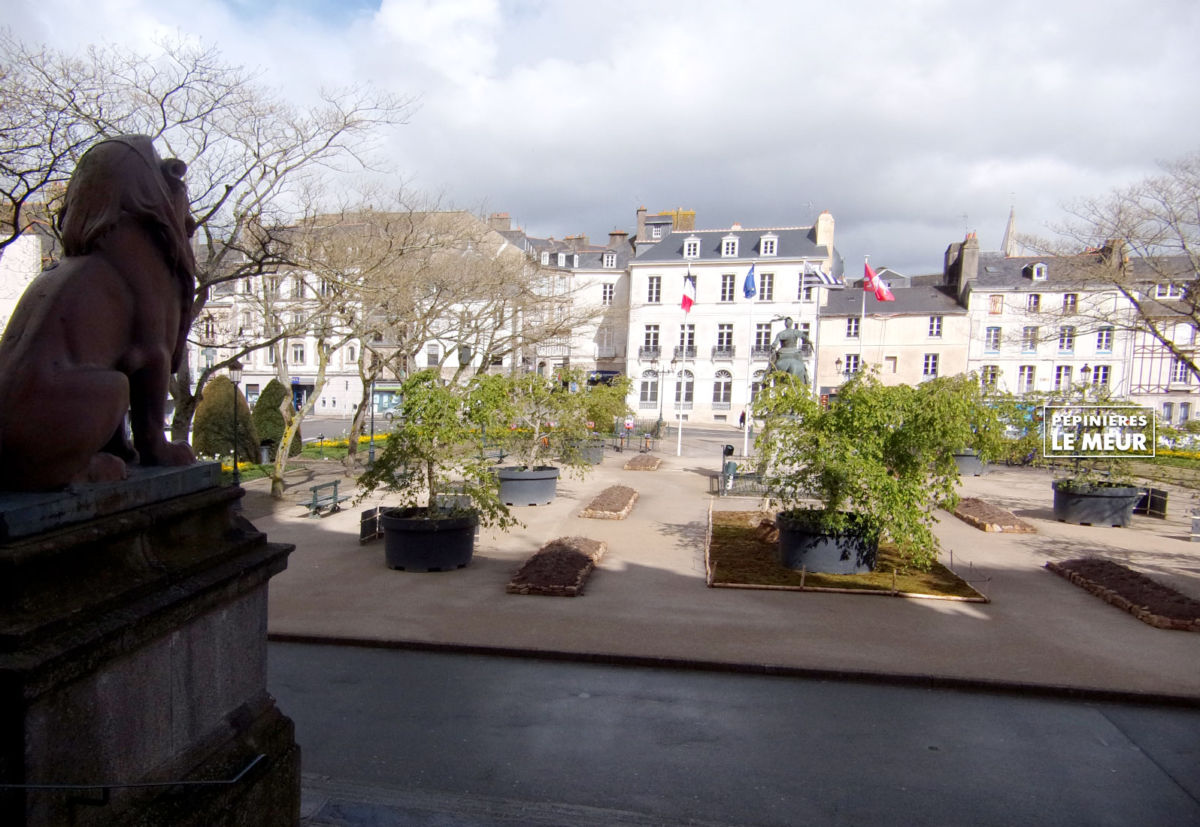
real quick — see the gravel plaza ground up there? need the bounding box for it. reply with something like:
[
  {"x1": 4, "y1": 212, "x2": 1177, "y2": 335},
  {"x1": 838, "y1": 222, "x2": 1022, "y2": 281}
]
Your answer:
[{"x1": 253, "y1": 425, "x2": 1200, "y2": 701}]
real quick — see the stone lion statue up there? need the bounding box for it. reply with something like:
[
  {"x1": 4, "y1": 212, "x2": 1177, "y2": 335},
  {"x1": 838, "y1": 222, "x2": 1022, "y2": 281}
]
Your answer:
[{"x1": 0, "y1": 135, "x2": 199, "y2": 490}]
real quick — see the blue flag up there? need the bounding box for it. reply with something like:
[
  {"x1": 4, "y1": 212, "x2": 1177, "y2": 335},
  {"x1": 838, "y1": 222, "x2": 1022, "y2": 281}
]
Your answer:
[{"x1": 743, "y1": 264, "x2": 756, "y2": 299}]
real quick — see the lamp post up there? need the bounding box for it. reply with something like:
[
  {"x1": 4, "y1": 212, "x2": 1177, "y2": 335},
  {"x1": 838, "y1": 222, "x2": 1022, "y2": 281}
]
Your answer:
[
  {"x1": 368, "y1": 379, "x2": 376, "y2": 468},
  {"x1": 229, "y1": 359, "x2": 243, "y2": 491}
]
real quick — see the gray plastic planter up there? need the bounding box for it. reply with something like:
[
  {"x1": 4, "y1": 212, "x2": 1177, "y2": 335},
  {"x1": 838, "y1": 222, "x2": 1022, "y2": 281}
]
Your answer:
[
  {"x1": 497, "y1": 466, "x2": 560, "y2": 506},
  {"x1": 952, "y1": 451, "x2": 988, "y2": 476},
  {"x1": 775, "y1": 510, "x2": 879, "y2": 574},
  {"x1": 381, "y1": 507, "x2": 478, "y2": 572},
  {"x1": 1051, "y1": 480, "x2": 1141, "y2": 527}
]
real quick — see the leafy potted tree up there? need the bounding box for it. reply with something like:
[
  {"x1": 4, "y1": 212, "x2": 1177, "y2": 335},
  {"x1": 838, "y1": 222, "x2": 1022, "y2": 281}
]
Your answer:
[
  {"x1": 579, "y1": 373, "x2": 633, "y2": 464},
  {"x1": 753, "y1": 371, "x2": 988, "y2": 573},
  {"x1": 487, "y1": 369, "x2": 608, "y2": 505},
  {"x1": 355, "y1": 370, "x2": 517, "y2": 572},
  {"x1": 1040, "y1": 385, "x2": 1147, "y2": 527}
]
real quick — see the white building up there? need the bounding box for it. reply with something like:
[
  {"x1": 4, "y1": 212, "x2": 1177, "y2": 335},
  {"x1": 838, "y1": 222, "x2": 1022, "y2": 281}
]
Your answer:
[{"x1": 625, "y1": 210, "x2": 845, "y2": 424}]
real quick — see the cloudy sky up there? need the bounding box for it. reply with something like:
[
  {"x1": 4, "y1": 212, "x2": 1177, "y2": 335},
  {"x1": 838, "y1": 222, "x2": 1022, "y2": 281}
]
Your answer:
[{"x1": 9, "y1": 0, "x2": 1200, "y2": 274}]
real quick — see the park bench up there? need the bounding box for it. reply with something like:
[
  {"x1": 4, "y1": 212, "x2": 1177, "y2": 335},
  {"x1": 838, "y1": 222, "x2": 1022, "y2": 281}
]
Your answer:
[{"x1": 302, "y1": 480, "x2": 350, "y2": 518}]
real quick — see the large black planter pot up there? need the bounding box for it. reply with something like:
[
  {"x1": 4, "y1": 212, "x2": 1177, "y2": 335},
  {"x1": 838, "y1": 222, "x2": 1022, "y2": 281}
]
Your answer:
[
  {"x1": 497, "y1": 466, "x2": 560, "y2": 506},
  {"x1": 953, "y1": 450, "x2": 988, "y2": 476},
  {"x1": 381, "y1": 506, "x2": 478, "y2": 571},
  {"x1": 1052, "y1": 480, "x2": 1141, "y2": 527},
  {"x1": 775, "y1": 510, "x2": 879, "y2": 575},
  {"x1": 579, "y1": 438, "x2": 606, "y2": 465}
]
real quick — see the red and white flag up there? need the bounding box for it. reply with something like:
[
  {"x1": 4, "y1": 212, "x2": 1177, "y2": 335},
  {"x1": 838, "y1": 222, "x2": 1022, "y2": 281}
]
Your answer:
[
  {"x1": 864, "y1": 261, "x2": 895, "y2": 302},
  {"x1": 681, "y1": 271, "x2": 697, "y2": 312}
]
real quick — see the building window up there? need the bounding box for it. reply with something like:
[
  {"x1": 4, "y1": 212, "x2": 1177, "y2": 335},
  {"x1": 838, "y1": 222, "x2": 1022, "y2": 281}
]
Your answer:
[
  {"x1": 981, "y1": 365, "x2": 999, "y2": 387},
  {"x1": 922, "y1": 353, "x2": 939, "y2": 378},
  {"x1": 1096, "y1": 327, "x2": 1113, "y2": 353},
  {"x1": 292, "y1": 342, "x2": 306, "y2": 364},
  {"x1": 1092, "y1": 365, "x2": 1110, "y2": 387},
  {"x1": 928, "y1": 315, "x2": 943, "y2": 338},
  {"x1": 677, "y1": 324, "x2": 695, "y2": 358},
  {"x1": 721, "y1": 236, "x2": 738, "y2": 257},
  {"x1": 989, "y1": 295, "x2": 1004, "y2": 314},
  {"x1": 843, "y1": 353, "x2": 861, "y2": 375},
  {"x1": 647, "y1": 276, "x2": 661, "y2": 304},
  {"x1": 602, "y1": 284, "x2": 614, "y2": 306},
  {"x1": 716, "y1": 324, "x2": 733, "y2": 352},
  {"x1": 603, "y1": 251, "x2": 616, "y2": 268},
  {"x1": 760, "y1": 236, "x2": 777, "y2": 256},
  {"x1": 754, "y1": 323, "x2": 772, "y2": 351},
  {"x1": 1155, "y1": 283, "x2": 1185, "y2": 299},
  {"x1": 1063, "y1": 293, "x2": 1077, "y2": 312},
  {"x1": 1021, "y1": 326, "x2": 1039, "y2": 352},
  {"x1": 750, "y1": 370, "x2": 766, "y2": 401},
  {"x1": 713, "y1": 370, "x2": 733, "y2": 406},
  {"x1": 556, "y1": 253, "x2": 566, "y2": 267},
  {"x1": 1058, "y1": 326, "x2": 1075, "y2": 353},
  {"x1": 1163, "y1": 401, "x2": 1175, "y2": 425},
  {"x1": 847, "y1": 317, "x2": 860, "y2": 339},
  {"x1": 1027, "y1": 294, "x2": 1041, "y2": 312},
  {"x1": 683, "y1": 237, "x2": 700, "y2": 258},
  {"x1": 1018, "y1": 365, "x2": 1036, "y2": 393},
  {"x1": 540, "y1": 251, "x2": 549, "y2": 265},
  {"x1": 673, "y1": 369, "x2": 694, "y2": 407},
  {"x1": 639, "y1": 370, "x2": 659, "y2": 406},
  {"x1": 985, "y1": 327, "x2": 1001, "y2": 352},
  {"x1": 346, "y1": 345, "x2": 357, "y2": 363},
  {"x1": 800, "y1": 284, "x2": 814, "y2": 302},
  {"x1": 720, "y1": 274, "x2": 734, "y2": 302},
  {"x1": 758, "y1": 272, "x2": 774, "y2": 301},
  {"x1": 1181, "y1": 401, "x2": 1192, "y2": 424},
  {"x1": 1054, "y1": 365, "x2": 1072, "y2": 391},
  {"x1": 651, "y1": 226, "x2": 663, "y2": 240},
  {"x1": 1171, "y1": 357, "x2": 1191, "y2": 384},
  {"x1": 1030, "y1": 263, "x2": 1048, "y2": 281},
  {"x1": 426, "y1": 343, "x2": 439, "y2": 367},
  {"x1": 266, "y1": 347, "x2": 276, "y2": 365},
  {"x1": 643, "y1": 325, "x2": 660, "y2": 350}
]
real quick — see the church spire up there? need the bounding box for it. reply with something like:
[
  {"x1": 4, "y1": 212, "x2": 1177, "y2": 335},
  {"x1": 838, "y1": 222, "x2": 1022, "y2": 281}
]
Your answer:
[{"x1": 1001, "y1": 206, "x2": 1020, "y2": 257}]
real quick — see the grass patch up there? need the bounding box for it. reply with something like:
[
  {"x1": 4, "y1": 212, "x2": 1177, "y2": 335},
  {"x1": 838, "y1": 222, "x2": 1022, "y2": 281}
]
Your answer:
[{"x1": 709, "y1": 511, "x2": 987, "y2": 601}]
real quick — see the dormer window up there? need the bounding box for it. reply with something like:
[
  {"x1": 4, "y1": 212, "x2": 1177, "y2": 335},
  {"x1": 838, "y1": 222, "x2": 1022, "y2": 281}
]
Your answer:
[
  {"x1": 603, "y1": 251, "x2": 616, "y2": 268},
  {"x1": 1025, "y1": 262, "x2": 1048, "y2": 281},
  {"x1": 651, "y1": 226, "x2": 663, "y2": 240},
  {"x1": 721, "y1": 235, "x2": 739, "y2": 258},
  {"x1": 540, "y1": 251, "x2": 549, "y2": 266},
  {"x1": 683, "y1": 236, "x2": 701, "y2": 259},
  {"x1": 760, "y1": 234, "x2": 778, "y2": 257},
  {"x1": 572, "y1": 254, "x2": 579, "y2": 268},
  {"x1": 1156, "y1": 283, "x2": 1185, "y2": 299},
  {"x1": 557, "y1": 253, "x2": 566, "y2": 267}
]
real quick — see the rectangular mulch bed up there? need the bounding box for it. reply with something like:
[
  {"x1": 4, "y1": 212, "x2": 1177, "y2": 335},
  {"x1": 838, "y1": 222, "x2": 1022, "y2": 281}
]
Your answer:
[
  {"x1": 708, "y1": 511, "x2": 988, "y2": 602},
  {"x1": 507, "y1": 537, "x2": 606, "y2": 596},
  {"x1": 1045, "y1": 558, "x2": 1200, "y2": 632},
  {"x1": 953, "y1": 497, "x2": 1036, "y2": 533},
  {"x1": 580, "y1": 485, "x2": 638, "y2": 520},
  {"x1": 623, "y1": 454, "x2": 661, "y2": 471}
]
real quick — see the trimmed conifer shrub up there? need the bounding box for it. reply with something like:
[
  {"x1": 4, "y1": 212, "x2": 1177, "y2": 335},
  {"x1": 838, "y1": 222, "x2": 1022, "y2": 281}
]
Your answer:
[
  {"x1": 251, "y1": 378, "x2": 302, "y2": 460},
  {"x1": 193, "y1": 375, "x2": 259, "y2": 462}
]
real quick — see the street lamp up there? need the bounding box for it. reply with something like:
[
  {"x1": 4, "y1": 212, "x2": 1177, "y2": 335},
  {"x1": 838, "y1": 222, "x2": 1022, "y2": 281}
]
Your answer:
[
  {"x1": 229, "y1": 359, "x2": 243, "y2": 491},
  {"x1": 1080, "y1": 363, "x2": 1092, "y2": 395}
]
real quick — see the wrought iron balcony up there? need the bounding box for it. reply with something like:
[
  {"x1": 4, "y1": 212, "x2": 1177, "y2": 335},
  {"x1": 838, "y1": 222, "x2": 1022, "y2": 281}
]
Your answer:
[
  {"x1": 673, "y1": 346, "x2": 697, "y2": 360},
  {"x1": 711, "y1": 346, "x2": 735, "y2": 360},
  {"x1": 639, "y1": 346, "x2": 661, "y2": 360},
  {"x1": 751, "y1": 346, "x2": 773, "y2": 360}
]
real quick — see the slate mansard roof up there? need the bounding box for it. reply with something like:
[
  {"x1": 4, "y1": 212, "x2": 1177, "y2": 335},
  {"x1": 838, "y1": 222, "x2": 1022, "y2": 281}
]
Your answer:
[
  {"x1": 822, "y1": 283, "x2": 966, "y2": 317},
  {"x1": 634, "y1": 226, "x2": 845, "y2": 280},
  {"x1": 973, "y1": 251, "x2": 1196, "y2": 292}
]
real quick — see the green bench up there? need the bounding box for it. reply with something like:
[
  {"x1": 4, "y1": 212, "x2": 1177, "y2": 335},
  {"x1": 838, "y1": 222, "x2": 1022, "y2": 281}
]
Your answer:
[{"x1": 302, "y1": 480, "x2": 350, "y2": 517}]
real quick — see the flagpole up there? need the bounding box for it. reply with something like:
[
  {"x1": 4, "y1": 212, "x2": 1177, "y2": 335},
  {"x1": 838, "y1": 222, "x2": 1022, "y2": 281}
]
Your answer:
[
  {"x1": 860, "y1": 255, "x2": 868, "y2": 363},
  {"x1": 742, "y1": 261, "x2": 757, "y2": 456},
  {"x1": 808, "y1": 268, "x2": 822, "y2": 399},
  {"x1": 677, "y1": 300, "x2": 685, "y2": 457}
]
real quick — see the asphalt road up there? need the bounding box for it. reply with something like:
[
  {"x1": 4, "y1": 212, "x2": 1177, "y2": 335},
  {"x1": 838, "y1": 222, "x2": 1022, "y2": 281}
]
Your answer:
[{"x1": 269, "y1": 642, "x2": 1200, "y2": 827}]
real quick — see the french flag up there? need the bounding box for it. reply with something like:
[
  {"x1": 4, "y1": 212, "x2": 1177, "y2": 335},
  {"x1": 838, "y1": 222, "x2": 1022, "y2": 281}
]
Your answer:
[{"x1": 681, "y1": 272, "x2": 697, "y2": 312}]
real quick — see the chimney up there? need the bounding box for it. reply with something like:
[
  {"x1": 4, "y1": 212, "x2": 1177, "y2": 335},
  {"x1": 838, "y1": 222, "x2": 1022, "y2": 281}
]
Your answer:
[
  {"x1": 488, "y1": 212, "x2": 511, "y2": 232},
  {"x1": 635, "y1": 206, "x2": 648, "y2": 242},
  {"x1": 1100, "y1": 238, "x2": 1129, "y2": 271},
  {"x1": 814, "y1": 210, "x2": 835, "y2": 250},
  {"x1": 608, "y1": 230, "x2": 629, "y2": 249},
  {"x1": 947, "y1": 232, "x2": 980, "y2": 306}
]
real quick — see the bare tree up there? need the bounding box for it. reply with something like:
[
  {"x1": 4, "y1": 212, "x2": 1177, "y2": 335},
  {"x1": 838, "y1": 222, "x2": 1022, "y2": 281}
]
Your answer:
[
  {"x1": 0, "y1": 31, "x2": 413, "y2": 438},
  {"x1": 1021, "y1": 150, "x2": 1200, "y2": 381}
]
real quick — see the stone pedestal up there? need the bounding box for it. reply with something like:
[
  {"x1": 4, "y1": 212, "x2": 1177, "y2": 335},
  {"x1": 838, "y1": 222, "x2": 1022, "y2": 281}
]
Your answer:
[{"x1": 0, "y1": 464, "x2": 299, "y2": 826}]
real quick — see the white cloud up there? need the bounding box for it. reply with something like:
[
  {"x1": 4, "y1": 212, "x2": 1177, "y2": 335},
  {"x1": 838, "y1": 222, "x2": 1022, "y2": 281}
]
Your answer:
[{"x1": 7, "y1": 0, "x2": 1200, "y2": 272}]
